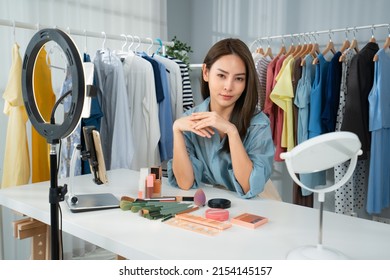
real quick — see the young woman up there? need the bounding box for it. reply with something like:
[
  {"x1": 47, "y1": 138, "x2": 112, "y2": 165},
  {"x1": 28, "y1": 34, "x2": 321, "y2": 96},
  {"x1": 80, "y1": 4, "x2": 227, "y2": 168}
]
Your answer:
[{"x1": 167, "y1": 38, "x2": 275, "y2": 198}]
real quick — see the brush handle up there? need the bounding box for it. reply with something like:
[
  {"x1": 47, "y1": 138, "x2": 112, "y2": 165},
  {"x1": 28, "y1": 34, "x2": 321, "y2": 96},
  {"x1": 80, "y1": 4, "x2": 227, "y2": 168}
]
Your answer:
[
  {"x1": 176, "y1": 196, "x2": 194, "y2": 202},
  {"x1": 161, "y1": 206, "x2": 199, "y2": 222}
]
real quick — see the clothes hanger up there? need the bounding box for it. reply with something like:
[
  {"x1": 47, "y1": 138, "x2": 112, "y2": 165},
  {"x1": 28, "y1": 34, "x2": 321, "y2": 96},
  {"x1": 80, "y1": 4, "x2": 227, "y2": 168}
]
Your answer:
[
  {"x1": 155, "y1": 38, "x2": 163, "y2": 55},
  {"x1": 302, "y1": 32, "x2": 320, "y2": 66},
  {"x1": 310, "y1": 32, "x2": 320, "y2": 57},
  {"x1": 146, "y1": 37, "x2": 154, "y2": 56},
  {"x1": 263, "y1": 37, "x2": 274, "y2": 59},
  {"x1": 322, "y1": 30, "x2": 336, "y2": 55},
  {"x1": 382, "y1": 24, "x2": 390, "y2": 49},
  {"x1": 305, "y1": 33, "x2": 314, "y2": 56},
  {"x1": 277, "y1": 36, "x2": 287, "y2": 57},
  {"x1": 340, "y1": 27, "x2": 359, "y2": 62},
  {"x1": 121, "y1": 34, "x2": 128, "y2": 52},
  {"x1": 256, "y1": 39, "x2": 265, "y2": 55},
  {"x1": 83, "y1": 29, "x2": 88, "y2": 54},
  {"x1": 349, "y1": 27, "x2": 359, "y2": 53},
  {"x1": 100, "y1": 31, "x2": 107, "y2": 53},
  {"x1": 300, "y1": 33, "x2": 316, "y2": 66},
  {"x1": 285, "y1": 35, "x2": 296, "y2": 56},
  {"x1": 373, "y1": 24, "x2": 390, "y2": 61},
  {"x1": 295, "y1": 33, "x2": 309, "y2": 58},
  {"x1": 339, "y1": 28, "x2": 351, "y2": 53},
  {"x1": 45, "y1": 42, "x2": 67, "y2": 72},
  {"x1": 114, "y1": 34, "x2": 128, "y2": 60},
  {"x1": 300, "y1": 34, "x2": 311, "y2": 66},
  {"x1": 12, "y1": 20, "x2": 16, "y2": 44},
  {"x1": 134, "y1": 36, "x2": 141, "y2": 53},
  {"x1": 250, "y1": 39, "x2": 263, "y2": 61},
  {"x1": 126, "y1": 35, "x2": 134, "y2": 55},
  {"x1": 369, "y1": 25, "x2": 376, "y2": 43},
  {"x1": 313, "y1": 30, "x2": 335, "y2": 64},
  {"x1": 249, "y1": 39, "x2": 260, "y2": 55},
  {"x1": 291, "y1": 35, "x2": 302, "y2": 57}
]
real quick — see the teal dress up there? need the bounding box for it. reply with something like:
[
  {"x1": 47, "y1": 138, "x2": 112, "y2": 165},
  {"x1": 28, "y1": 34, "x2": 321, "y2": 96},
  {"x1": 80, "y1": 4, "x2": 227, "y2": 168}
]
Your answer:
[
  {"x1": 167, "y1": 98, "x2": 275, "y2": 199},
  {"x1": 294, "y1": 54, "x2": 315, "y2": 145},
  {"x1": 301, "y1": 53, "x2": 330, "y2": 192},
  {"x1": 367, "y1": 48, "x2": 390, "y2": 214}
]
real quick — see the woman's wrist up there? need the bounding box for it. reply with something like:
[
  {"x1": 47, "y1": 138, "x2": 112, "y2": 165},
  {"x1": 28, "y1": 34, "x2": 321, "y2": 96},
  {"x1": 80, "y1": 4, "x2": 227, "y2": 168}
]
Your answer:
[
  {"x1": 172, "y1": 120, "x2": 183, "y2": 133},
  {"x1": 226, "y1": 124, "x2": 239, "y2": 137}
]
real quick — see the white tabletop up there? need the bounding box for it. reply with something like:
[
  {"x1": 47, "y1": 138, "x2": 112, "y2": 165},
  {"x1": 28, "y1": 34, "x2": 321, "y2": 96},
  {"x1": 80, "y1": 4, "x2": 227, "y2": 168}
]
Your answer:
[{"x1": 1, "y1": 169, "x2": 390, "y2": 260}]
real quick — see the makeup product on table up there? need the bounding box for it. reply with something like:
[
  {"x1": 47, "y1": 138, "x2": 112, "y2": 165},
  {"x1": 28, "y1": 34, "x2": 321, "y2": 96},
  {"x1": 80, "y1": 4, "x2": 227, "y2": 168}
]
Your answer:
[
  {"x1": 141, "y1": 188, "x2": 206, "y2": 204},
  {"x1": 120, "y1": 196, "x2": 135, "y2": 202},
  {"x1": 175, "y1": 213, "x2": 231, "y2": 230},
  {"x1": 150, "y1": 166, "x2": 162, "y2": 197},
  {"x1": 141, "y1": 197, "x2": 176, "y2": 202},
  {"x1": 138, "y1": 168, "x2": 149, "y2": 199},
  {"x1": 165, "y1": 217, "x2": 221, "y2": 236},
  {"x1": 165, "y1": 213, "x2": 231, "y2": 236},
  {"x1": 207, "y1": 198, "x2": 231, "y2": 209},
  {"x1": 194, "y1": 189, "x2": 206, "y2": 206},
  {"x1": 205, "y1": 208, "x2": 229, "y2": 221},
  {"x1": 160, "y1": 205, "x2": 200, "y2": 222},
  {"x1": 138, "y1": 196, "x2": 193, "y2": 202},
  {"x1": 145, "y1": 174, "x2": 155, "y2": 199},
  {"x1": 231, "y1": 212, "x2": 268, "y2": 229},
  {"x1": 175, "y1": 196, "x2": 195, "y2": 202},
  {"x1": 120, "y1": 196, "x2": 199, "y2": 221}
]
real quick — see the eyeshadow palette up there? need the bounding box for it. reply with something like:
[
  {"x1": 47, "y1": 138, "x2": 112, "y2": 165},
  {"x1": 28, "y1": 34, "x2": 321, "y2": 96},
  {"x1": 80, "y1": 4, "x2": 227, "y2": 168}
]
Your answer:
[
  {"x1": 231, "y1": 212, "x2": 268, "y2": 229},
  {"x1": 165, "y1": 213, "x2": 231, "y2": 236}
]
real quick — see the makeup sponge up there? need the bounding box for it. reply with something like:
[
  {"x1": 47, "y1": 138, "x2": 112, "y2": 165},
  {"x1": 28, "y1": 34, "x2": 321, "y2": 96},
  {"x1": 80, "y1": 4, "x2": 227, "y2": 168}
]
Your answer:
[{"x1": 194, "y1": 189, "x2": 206, "y2": 206}]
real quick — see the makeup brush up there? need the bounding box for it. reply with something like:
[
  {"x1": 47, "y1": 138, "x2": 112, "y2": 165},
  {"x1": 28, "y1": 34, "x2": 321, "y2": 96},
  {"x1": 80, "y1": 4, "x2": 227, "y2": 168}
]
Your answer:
[
  {"x1": 140, "y1": 196, "x2": 192, "y2": 202},
  {"x1": 161, "y1": 205, "x2": 200, "y2": 222},
  {"x1": 141, "y1": 192, "x2": 205, "y2": 203},
  {"x1": 121, "y1": 189, "x2": 206, "y2": 205},
  {"x1": 175, "y1": 196, "x2": 195, "y2": 202}
]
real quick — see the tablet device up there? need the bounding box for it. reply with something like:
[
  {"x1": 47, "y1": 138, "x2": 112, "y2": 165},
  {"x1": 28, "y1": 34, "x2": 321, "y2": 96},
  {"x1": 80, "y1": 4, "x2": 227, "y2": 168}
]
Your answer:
[{"x1": 66, "y1": 193, "x2": 119, "y2": 213}]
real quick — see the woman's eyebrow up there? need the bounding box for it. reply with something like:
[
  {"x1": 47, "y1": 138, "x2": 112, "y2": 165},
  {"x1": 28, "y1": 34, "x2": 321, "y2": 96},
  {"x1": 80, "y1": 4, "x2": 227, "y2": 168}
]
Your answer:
[{"x1": 216, "y1": 68, "x2": 246, "y2": 76}]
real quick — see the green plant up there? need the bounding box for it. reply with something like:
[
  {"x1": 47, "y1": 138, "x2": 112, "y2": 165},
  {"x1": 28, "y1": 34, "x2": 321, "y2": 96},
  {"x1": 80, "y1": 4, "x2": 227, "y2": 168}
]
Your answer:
[{"x1": 165, "y1": 36, "x2": 193, "y2": 69}]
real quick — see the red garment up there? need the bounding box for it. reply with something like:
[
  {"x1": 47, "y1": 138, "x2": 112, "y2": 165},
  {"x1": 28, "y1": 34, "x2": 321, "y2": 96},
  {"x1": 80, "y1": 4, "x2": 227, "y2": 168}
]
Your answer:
[
  {"x1": 269, "y1": 55, "x2": 287, "y2": 161},
  {"x1": 264, "y1": 56, "x2": 279, "y2": 140}
]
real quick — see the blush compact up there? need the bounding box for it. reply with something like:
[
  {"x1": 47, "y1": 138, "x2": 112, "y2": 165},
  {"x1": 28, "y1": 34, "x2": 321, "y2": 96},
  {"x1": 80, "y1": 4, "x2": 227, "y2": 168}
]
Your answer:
[{"x1": 207, "y1": 198, "x2": 231, "y2": 209}]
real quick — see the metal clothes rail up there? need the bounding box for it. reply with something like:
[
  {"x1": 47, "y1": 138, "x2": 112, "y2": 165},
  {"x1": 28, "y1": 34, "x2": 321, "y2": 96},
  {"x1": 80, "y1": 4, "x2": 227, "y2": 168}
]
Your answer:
[
  {"x1": 251, "y1": 23, "x2": 390, "y2": 49},
  {"x1": 0, "y1": 18, "x2": 174, "y2": 48}
]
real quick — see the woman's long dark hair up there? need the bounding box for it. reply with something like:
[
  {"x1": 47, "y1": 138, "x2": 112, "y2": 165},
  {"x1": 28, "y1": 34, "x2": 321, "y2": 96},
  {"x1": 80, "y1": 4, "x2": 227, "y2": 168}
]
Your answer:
[{"x1": 201, "y1": 38, "x2": 260, "y2": 152}]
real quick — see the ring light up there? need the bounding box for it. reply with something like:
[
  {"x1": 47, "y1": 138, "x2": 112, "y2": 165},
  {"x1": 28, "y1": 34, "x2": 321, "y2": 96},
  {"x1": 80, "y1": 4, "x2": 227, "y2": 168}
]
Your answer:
[
  {"x1": 22, "y1": 28, "x2": 85, "y2": 144},
  {"x1": 21, "y1": 28, "x2": 85, "y2": 260}
]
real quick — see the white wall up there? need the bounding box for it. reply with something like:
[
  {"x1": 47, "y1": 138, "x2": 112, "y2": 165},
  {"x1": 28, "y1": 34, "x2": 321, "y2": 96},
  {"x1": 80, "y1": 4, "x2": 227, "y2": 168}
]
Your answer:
[{"x1": 185, "y1": 0, "x2": 390, "y2": 63}]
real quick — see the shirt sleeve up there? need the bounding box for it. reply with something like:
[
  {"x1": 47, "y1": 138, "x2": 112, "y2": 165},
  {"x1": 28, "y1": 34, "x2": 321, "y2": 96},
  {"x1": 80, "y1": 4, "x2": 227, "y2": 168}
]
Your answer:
[
  {"x1": 167, "y1": 130, "x2": 204, "y2": 189},
  {"x1": 230, "y1": 118, "x2": 275, "y2": 199}
]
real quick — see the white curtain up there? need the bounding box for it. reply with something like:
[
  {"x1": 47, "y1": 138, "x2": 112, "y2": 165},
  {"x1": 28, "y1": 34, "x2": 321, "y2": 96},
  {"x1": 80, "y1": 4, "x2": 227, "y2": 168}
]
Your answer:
[{"x1": 0, "y1": 0, "x2": 167, "y2": 260}]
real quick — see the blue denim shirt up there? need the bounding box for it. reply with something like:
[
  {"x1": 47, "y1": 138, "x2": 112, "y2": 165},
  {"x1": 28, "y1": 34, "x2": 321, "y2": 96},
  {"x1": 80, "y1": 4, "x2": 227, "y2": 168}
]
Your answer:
[{"x1": 168, "y1": 97, "x2": 275, "y2": 198}]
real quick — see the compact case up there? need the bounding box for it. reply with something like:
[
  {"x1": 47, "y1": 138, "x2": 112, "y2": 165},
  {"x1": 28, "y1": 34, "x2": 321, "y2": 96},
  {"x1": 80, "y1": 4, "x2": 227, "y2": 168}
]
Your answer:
[
  {"x1": 231, "y1": 212, "x2": 268, "y2": 229},
  {"x1": 205, "y1": 208, "x2": 229, "y2": 221},
  {"x1": 207, "y1": 198, "x2": 231, "y2": 209}
]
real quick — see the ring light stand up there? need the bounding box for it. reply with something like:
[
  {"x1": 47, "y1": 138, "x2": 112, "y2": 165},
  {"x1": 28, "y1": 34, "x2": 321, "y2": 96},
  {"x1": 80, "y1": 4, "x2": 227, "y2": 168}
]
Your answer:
[{"x1": 21, "y1": 28, "x2": 85, "y2": 260}]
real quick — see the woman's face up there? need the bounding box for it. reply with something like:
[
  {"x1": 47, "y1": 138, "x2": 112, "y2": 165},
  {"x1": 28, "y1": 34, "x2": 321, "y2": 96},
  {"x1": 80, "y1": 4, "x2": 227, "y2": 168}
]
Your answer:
[{"x1": 203, "y1": 54, "x2": 246, "y2": 112}]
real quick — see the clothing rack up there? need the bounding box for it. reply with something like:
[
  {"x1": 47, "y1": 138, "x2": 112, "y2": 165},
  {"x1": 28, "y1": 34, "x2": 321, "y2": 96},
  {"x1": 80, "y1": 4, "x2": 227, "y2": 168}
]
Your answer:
[
  {"x1": 251, "y1": 23, "x2": 389, "y2": 49},
  {"x1": 189, "y1": 63, "x2": 203, "y2": 69},
  {"x1": 0, "y1": 18, "x2": 174, "y2": 48}
]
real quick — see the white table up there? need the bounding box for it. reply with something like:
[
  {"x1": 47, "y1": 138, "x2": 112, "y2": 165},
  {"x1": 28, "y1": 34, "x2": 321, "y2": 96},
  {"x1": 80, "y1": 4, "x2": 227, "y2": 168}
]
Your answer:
[{"x1": 1, "y1": 169, "x2": 390, "y2": 259}]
